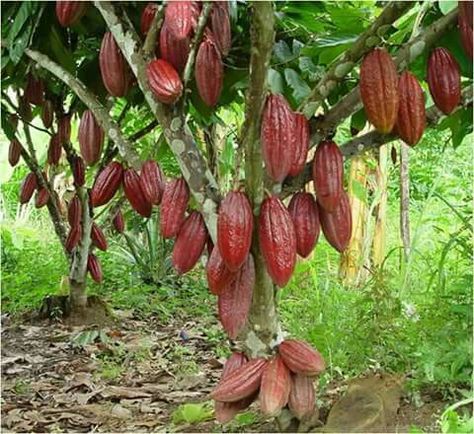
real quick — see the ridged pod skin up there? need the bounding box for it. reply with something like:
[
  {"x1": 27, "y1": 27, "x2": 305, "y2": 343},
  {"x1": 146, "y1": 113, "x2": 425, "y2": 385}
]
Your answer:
[
  {"x1": 211, "y1": 3, "x2": 231, "y2": 57},
  {"x1": 396, "y1": 71, "x2": 426, "y2": 146},
  {"x1": 288, "y1": 193, "x2": 320, "y2": 258},
  {"x1": 261, "y1": 94, "x2": 295, "y2": 183},
  {"x1": 159, "y1": 23, "x2": 191, "y2": 74},
  {"x1": 140, "y1": 160, "x2": 164, "y2": 205},
  {"x1": 72, "y1": 156, "x2": 85, "y2": 188},
  {"x1": 99, "y1": 32, "x2": 132, "y2": 98},
  {"x1": 279, "y1": 339, "x2": 325, "y2": 376},
  {"x1": 427, "y1": 48, "x2": 461, "y2": 115},
  {"x1": 164, "y1": 1, "x2": 199, "y2": 40},
  {"x1": 459, "y1": 1, "x2": 473, "y2": 59},
  {"x1": 319, "y1": 191, "x2": 352, "y2": 253},
  {"x1": 91, "y1": 223, "x2": 108, "y2": 251},
  {"x1": 312, "y1": 140, "x2": 343, "y2": 213},
  {"x1": 58, "y1": 115, "x2": 71, "y2": 145},
  {"x1": 87, "y1": 254, "x2": 103, "y2": 283},
  {"x1": 211, "y1": 358, "x2": 268, "y2": 402},
  {"x1": 68, "y1": 195, "x2": 82, "y2": 227},
  {"x1": 195, "y1": 36, "x2": 223, "y2": 107},
  {"x1": 218, "y1": 254, "x2": 255, "y2": 339},
  {"x1": 160, "y1": 178, "x2": 190, "y2": 238},
  {"x1": 217, "y1": 191, "x2": 253, "y2": 271},
  {"x1": 8, "y1": 139, "x2": 22, "y2": 167},
  {"x1": 206, "y1": 246, "x2": 238, "y2": 295},
  {"x1": 360, "y1": 48, "x2": 399, "y2": 134},
  {"x1": 47, "y1": 134, "x2": 62, "y2": 166},
  {"x1": 20, "y1": 172, "x2": 37, "y2": 204},
  {"x1": 288, "y1": 374, "x2": 315, "y2": 420},
  {"x1": 259, "y1": 356, "x2": 291, "y2": 417},
  {"x1": 24, "y1": 74, "x2": 44, "y2": 106},
  {"x1": 141, "y1": 3, "x2": 159, "y2": 35},
  {"x1": 41, "y1": 100, "x2": 54, "y2": 129},
  {"x1": 79, "y1": 110, "x2": 104, "y2": 166},
  {"x1": 258, "y1": 196, "x2": 296, "y2": 287},
  {"x1": 113, "y1": 209, "x2": 125, "y2": 233},
  {"x1": 35, "y1": 188, "x2": 50, "y2": 209},
  {"x1": 123, "y1": 169, "x2": 152, "y2": 218},
  {"x1": 56, "y1": 1, "x2": 87, "y2": 27},
  {"x1": 147, "y1": 59, "x2": 183, "y2": 105},
  {"x1": 289, "y1": 114, "x2": 310, "y2": 177},
  {"x1": 91, "y1": 162, "x2": 124, "y2": 207},
  {"x1": 172, "y1": 211, "x2": 208, "y2": 274},
  {"x1": 65, "y1": 225, "x2": 82, "y2": 253}
]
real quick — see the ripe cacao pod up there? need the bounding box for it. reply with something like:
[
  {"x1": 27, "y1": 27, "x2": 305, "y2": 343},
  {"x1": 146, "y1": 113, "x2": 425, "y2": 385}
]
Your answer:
[
  {"x1": 159, "y1": 23, "x2": 191, "y2": 74},
  {"x1": 113, "y1": 209, "x2": 125, "y2": 233},
  {"x1": 459, "y1": 1, "x2": 473, "y2": 59},
  {"x1": 19, "y1": 172, "x2": 37, "y2": 204},
  {"x1": 312, "y1": 140, "x2": 343, "y2": 213},
  {"x1": 65, "y1": 225, "x2": 82, "y2": 253},
  {"x1": 87, "y1": 254, "x2": 103, "y2": 283},
  {"x1": 279, "y1": 339, "x2": 325, "y2": 377},
  {"x1": 211, "y1": 358, "x2": 267, "y2": 402},
  {"x1": 289, "y1": 113, "x2": 310, "y2": 177},
  {"x1": 91, "y1": 222, "x2": 108, "y2": 251},
  {"x1": 195, "y1": 36, "x2": 223, "y2": 107},
  {"x1": 123, "y1": 168, "x2": 152, "y2": 218},
  {"x1": 24, "y1": 74, "x2": 44, "y2": 106},
  {"x1": 68, "y1": 195, "x2": 82, "y2": 227},
  {"x1": 72, "y1": 156, "x2": 86, "y2": 188},
  {"x1": 259, "y1": 355, "x2": 291, "y2": 417},
  {"x1": 164, "y1": 1, "x2": 199, "y2": 40},
  {"x1": 141, "y1": 3, "x2": 158, "y2": 35},
  {"x1": 35, "y1": 187, "x2": 50, "y2": 209},
  {"x1": 8, "y1": 139, "x2": 22, "y2": 167},
  {"x1": 47, "y1": 134, "x2": 62, "y2": 166},
  {"x1": 217, "y1": 191, "x2": 253, "y2": 271},
  {"x1": 258, "y1": 196, "x2": 296, "y2": 287},
  {"x1": 288, "y1": 192, "x2": 320, "y2": 258},
  {"x1": 396, "y1": 71, "x2": 426, "y2": 146},
  {"x1": 172, "y1": 211, "x2": 208, "y2": 274},
  {"x1": 56, "y1": 1, "x2": 87, "y2": 27},
  {"x1": 99, "y1": 32, "x2": 132, "y2": 98},
  {"x1": 288, "y1": 374, "x2": 315, "y2": 420},
  {"x1": 211, "y1": 3, "x2": 231, "y2": 57},
  {"x1": 360, "y1": 48, "x2": 399, "y2": 134},
  {"x1": 78, "y1": 110, "x2": 104, "y2": 166},
  {"x1": 41, "y1": 100, "x2": 54, "y2": 129},
  {"x1": 58, "y1": 115, "x2": 71, "y2": 145},
  {"x1": 261, "y1": 94, "x2": 295, "y2": 183},
  {"x1": 91, "y1": 161, "x2": 124, "y2": 207},
  {"x1": 319, "y1": 191, "x2": 352, "y2": 253},
  {"x1": 140, "y1": 160, "x2": 164, "y2": 205},
  {"x1": 146, "y1": 59, "x2": 183, "y2": 105},
  {"x1": 160, "y1": 177, "x2": 190, "y2": 238},
  {"x1": 427, "y1": 47, "x2": 461, "y2": 115},
  {"x1": 206, "y1": 246, "x2": 238, "y2": 295},
  {"x1": 218, "y1": 254, "x2": 255, "y2": 339}
]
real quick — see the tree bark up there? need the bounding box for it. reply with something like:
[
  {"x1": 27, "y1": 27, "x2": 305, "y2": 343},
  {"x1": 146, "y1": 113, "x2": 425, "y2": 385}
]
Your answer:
[{"x1": 399, "y1": 142, "x2": 411, "y2": 261}]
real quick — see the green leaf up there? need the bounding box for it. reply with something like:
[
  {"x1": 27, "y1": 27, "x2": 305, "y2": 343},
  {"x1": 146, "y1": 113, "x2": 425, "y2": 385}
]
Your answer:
[
  {"x1": 437, "y1": 108, "x2": 473, "y2": 148},
  {"x1": 351, "y1": 179, "x2": 367, "y2": 203},
  {"x1": 172, "y1": 403, "x2": 213, "y2": 424},
  {"x1": 274, "y1": 40, "x2": 294, "y2": 63},
  {"x1": 9, "y1": 22, "x2": 33, "y2": 64},
  {"x1": 47, "y1": 26, "x2": 75, "y2": 73},
  {"x1": 8, "y1": 2, "x2": 37, "y2": 44},
  {"x1": 1, "y1": 110, "x2": 16, "y2": 141},
  {"x1": 284, "y1": 68, "x2": 311, "y2": 102},
  {"x1": 267, "y1": 68, "x2": 284, "y2": 94},
  {"x1": 438, "y1": 1, "x2": 457, "y2": 15},
  {"x1": 350, "y1": 109, "x2": 367, "y2": 133}
]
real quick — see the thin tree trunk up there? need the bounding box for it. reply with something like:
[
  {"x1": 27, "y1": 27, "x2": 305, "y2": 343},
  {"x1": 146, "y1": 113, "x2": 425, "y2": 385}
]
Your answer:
[{"x1": 399, "y1": 142, "x2": 411, "y2": 261}]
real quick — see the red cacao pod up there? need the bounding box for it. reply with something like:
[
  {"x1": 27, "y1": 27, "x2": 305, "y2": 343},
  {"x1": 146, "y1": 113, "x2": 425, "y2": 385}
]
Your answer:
[
  {"x1": 195, "y1": 37, "x2": 223, "y2": 107},
  {"x1": 211, "y1": 3, "x2": 231, "y2": 57},
  {"x1": 360, "y1": 48, "x2": 399, "y2": 134},
  {"x1": 24, "y1": 73, "x2": 44, "y2": 106},
  {"x1": 312, "y1": 140, "x2": 343, "y2": 213},
  {"x1": 160, "y1": 177, "x2": 190, "y2": 238},
  {"x1": 65, "y1": 225, "x2": 82, "y2": 253},
  {"x1": 172, "y1": 211, "x2": 208, "y2": 274},
  {"x1": 113, "y1": 209, "x2": 125, "y2": 233},
  {"x1": 279, "y1": 339, "x2": 325, "y2": 376},
  {"x1": 91, "y1": 161, "x2": 124, "y2": 207},
  {"x1": 41, "y1": 100, "x2": 54, "y2": 129},
  {"x1": 123, "y1": 168, "x2": 152, "y2": 218},
  {"x1": 140, "y1": 160, "x2": 164, "y2": 205},
  {"x1": 91, "y1": 222, "x2": 108, "y2": 251},
  {"x1": 218, "y1": 254, "x2": 255, "y2": 339},
  {"x1": 206, "y1": 246, "x2": 238, "y2": 295},
  {"x1": 288, "y1": 374, "x2": 315, "y2": 420},
  {"x1": 217, "y1": 191, "x2": 253, "y2": 271},
  {"x1": 427, "y1": 47, "x2": 461, "y2": 115},
  {"x1": 99, "y1": 32, "x2": 132, "y2": 98},
  {"x1": 78, "y1": 110, "x2": 104, "y2": 166},
  {"x1": 146, "y1": 59, "x2": 183, "y2": 105},
  {"x1": 211, "y1": 358, "x2": 267, "y2": 402},
  {"x1": 56, "y1": 1, "x2": 86, "y2": 27},
  {"x1": 58, "y1": 115, "x2": 71, "y2": 145},
  {"x1": 319, "y1": 191, "x2": 352, "y2": 253},
  {"x1": 396, "y1": 71, "x2": 426, "y2": 146},
  {"x1": 258, "y1": 196, "x2": 296, "y2": 287},
  {"x1": 35, "y1": 187, "x2": 50, "y2": 209},
  {"x1": 87, "y1": 254, "x2": 103, "y2": 283},
  {"x1": 261, "y1": 94, "x2": 295, "y2": 183},
  {"x1": 459, "y1": 1, "x2": 473, "y2": 59},
  {"x1": 164, "y1": 1, "x2": 199, "y2": 40},
  {"x1": 8, "y1": 139, "x2": 22, "y2": 167},
  {"x1": 141, "y1": 3, "x2": 158, "y2": 35},
  {"x1": 47, "y1": 134, "x2": 62, "y2": 166},
  {"x1": 68, "y1": 195, "x2": 82, "y2": 227},
  {"x1": 289, "y1": 113, "x2": 309, "y2": 177},
  {"x1": 288, "y1": 192, "x2": 320, "y2": 258},
  {"x1": 259, "y1": 355, "x2": 291, "y2": 417},
  {"x1": 72, "y1": 156, "x2": 86, "y2": 188},
  {"x1": 19, "y1": 172, "x2": 37, "y2": 204},
  {"x1": 159, "y1": 23, "x2": 191, "y2": 74}
]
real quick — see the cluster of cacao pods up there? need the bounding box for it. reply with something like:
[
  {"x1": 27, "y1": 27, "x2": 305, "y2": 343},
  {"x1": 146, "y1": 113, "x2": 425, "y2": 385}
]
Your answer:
[
  {"x1": 18, "y1": 171, "x2": 51, "y2": 209},
  {"x1": 211, "y1": 339, "x2": 324, "y2": 423}
]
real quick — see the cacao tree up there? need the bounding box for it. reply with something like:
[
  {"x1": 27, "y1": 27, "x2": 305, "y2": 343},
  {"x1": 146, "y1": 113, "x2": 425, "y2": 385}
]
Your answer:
[{"x1": 1, "y1": 0, "x2": 472, "y2": 428}]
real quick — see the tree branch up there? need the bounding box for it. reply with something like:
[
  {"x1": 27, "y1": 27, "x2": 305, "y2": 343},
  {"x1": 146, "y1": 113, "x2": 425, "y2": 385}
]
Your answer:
[{"x1": 143, "y1": 4, "x2": 165, "y2": 59}]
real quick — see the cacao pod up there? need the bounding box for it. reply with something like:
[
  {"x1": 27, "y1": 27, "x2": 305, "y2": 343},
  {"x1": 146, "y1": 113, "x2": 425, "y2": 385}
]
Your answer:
[
  {"x1": 160, "y1": 177, "x2": 190, "y2": 238},
  {"x1": 278, "y1": 339, "x2": 325, "y2": 376},
  {"x1": 78, "y1": 110, "x2": 104, "y2": 166},
  {"x1": 288, "y1": 192, "x2": 320, "y2": 258},
  {"x1": 360, "y1": 48, "x2": 399, "y2": 134},
  {"x1": 160, "y1": 23, "x2": 191, "y2": 74},
  {"x1": 261, "y1": 94, "x2": 295, "y2": 183},
  {"x1": 113, "y1": 209, "x2": 125, "y2": 233},
  {"x1": 141, "y1": 3, "x2": 158, "y2": 35},
  {"x1": 211, "y1": 358, "x2": 267, "y2": 402},
  {"x1": 41, "y1": 100, "x2": 54, "y2": 129},
  {"x1": 58, "y1": 115, "x2": 71, "y2": 145},
  {"x1": 123, "y1": 168, "x2": 152, "y2": 218},
  {"x1": 47, "y1": 134, "x2": 62, "y2": 166},
  {"x1": 172, "y1": 211, "x2": 208, "y2": 274},
  {"x1": 319, "y1": 191, "x2": 352, "y2": 253},
  {"x1": 99, "y1": 32, "x2": 132, "y2": 98},
  {"x1": 459, "y1": 1, "x2": 473, "y2": 59},
  {"x1": 56, "y1": 1, "x2": 87, "y2": 27},
  {"x1": 218, "y1": 254, "x2": 255, "y2": 339},
  {"x1": 24, "y1": 73, "x2": 44, "y2": 106},
  {"x1": 206, "y1": 246, "x2": 238, "y2": 295},
  {"x1": 68, "y1": 195, "x2": 82, "y2": 227},
  {"x1": 91, "y1": 222, "x2": 108, "y2": 251},
  {"x1": 140, "y1": 160, "x2": 164, "y2": 205},
  {"x1": 288, "y1": 374, "x2": 315, "y2": 420},
  {"x1": 427, "y1": 47, "x2": 461, "y2": 115},
  {"x1": 289, "y1": 113, "x2": 310, "y2": 177},
  {"x1": 211, "y1": 3, "x2": 231, "y2": 57},
  {"x1": 217, "y1": 191, "x2": 253, "y2": 271},
  {"x1": 146, "y1": 59, "x2": 183, "y2": 105},
  {"x1": 19, "y1": 97, "x2": 32, "y2": 122},
  {"x1": 258, "y1": 195, "x2": 296, "y2": 287},
  {"x1": 259, "y1": 355, "x2": 291, "y2": 417},
  {"x1": 396, "y1": 71, "x2": 426, "y2": 146},
  {"x1": 164, "y1": 1, "x2": 199, "y2": 40},
  {"x1": 35, "y1": 187, "x2": 50, "y2": 209},
  {"x1": 312, "y1": 140, "x2": 343, "y2": 213},
  {"x1": 72, "y1": 156, "x2": 86, "y2": 188},
  {"x1": 195, "y1": 36, "x2": 223, "y2": 107},
  {"x1": 65, "y1": 225, "x2": 82, "y2": 253},
  {"x1": 8, "y1": 139, "x2": 22, "y2": 167},
  {"x1": 87, "y1": 254, "x2": 103, "y2": 283},
  {"x1": 19, "y1": 172, "x2": 37, "y2": 204},
  {"x1": 91, "y1": 161, "x2": 124, "y2": 207}
]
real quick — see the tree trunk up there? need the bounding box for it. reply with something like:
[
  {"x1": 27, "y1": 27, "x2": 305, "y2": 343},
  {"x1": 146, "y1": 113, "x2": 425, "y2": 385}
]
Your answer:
[{"x1": 399, "y1": 142, "x2": 411, "y2": 261}]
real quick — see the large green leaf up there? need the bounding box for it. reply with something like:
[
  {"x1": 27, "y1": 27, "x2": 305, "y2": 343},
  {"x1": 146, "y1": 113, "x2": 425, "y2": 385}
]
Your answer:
[
  {"x1": 284, "y1": 68, "x2": 311, "y2": 103},
  {"x1": 8, "y1": 2, "x2": 37, "y2": 44},
  {"x1": 267, "y1": 68, "x2": 284, "y2": 95}
]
